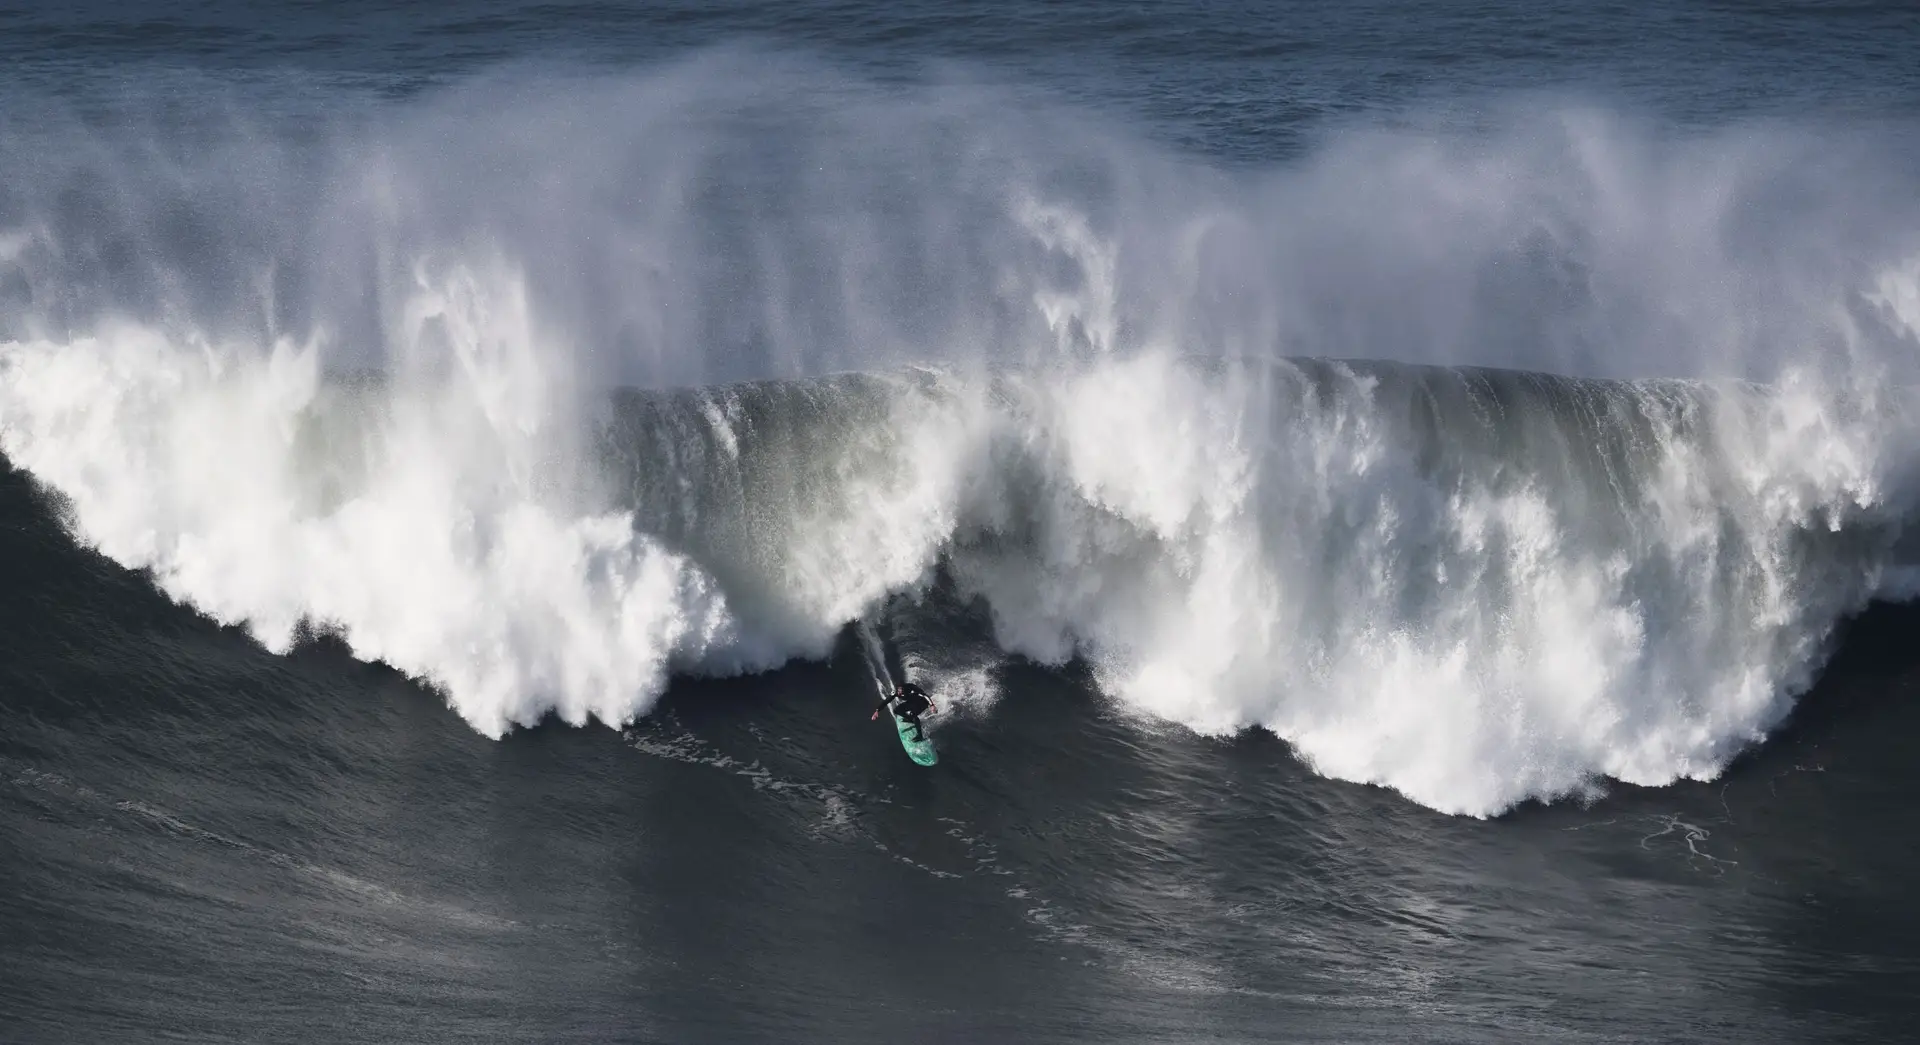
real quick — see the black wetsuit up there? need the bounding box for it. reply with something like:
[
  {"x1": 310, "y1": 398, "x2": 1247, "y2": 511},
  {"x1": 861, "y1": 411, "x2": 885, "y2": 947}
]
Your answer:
[{"x1": 878, "y1": 683, "x2": 933, "y2": 740}]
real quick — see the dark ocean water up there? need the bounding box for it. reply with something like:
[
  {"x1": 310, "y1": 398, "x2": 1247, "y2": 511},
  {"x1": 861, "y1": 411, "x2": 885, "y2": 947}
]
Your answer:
[{"x1": 6, "y1": 2, "x2": 1920, "y2": 1043}]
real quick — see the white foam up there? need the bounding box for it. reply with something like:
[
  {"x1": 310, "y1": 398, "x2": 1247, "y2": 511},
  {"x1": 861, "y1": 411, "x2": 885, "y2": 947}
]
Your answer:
[
  {"x1": 1, "y1": 311, "x2": 1909, "y2": 815},
  {"x1": 946, "y1": 356, "x2": 1906, "y2": 815},
  {"x1": 0, "y1": 277, "x2": 742, "y2": 737}
]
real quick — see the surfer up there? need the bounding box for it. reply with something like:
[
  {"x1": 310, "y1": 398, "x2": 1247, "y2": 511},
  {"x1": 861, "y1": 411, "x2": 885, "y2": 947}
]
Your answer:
[{"x1": 872, "y1": 681, "x2": 936, "y2": 741}]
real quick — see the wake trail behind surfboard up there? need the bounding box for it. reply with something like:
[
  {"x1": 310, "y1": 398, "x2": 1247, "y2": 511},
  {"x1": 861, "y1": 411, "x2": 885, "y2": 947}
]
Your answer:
[{"x1": 855, "y1": 618, "x2": 895, "y2": 694}]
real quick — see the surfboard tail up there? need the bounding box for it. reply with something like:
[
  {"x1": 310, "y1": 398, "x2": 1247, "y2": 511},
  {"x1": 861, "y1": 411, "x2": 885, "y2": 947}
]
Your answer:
[{"x1": 893, "y1": 714, "x2": 937, "y2": 766}]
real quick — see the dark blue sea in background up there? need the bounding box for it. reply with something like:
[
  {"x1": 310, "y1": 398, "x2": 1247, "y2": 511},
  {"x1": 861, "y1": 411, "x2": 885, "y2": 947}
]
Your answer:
[{"x1": 5, "y1": 3, "x2": 1920, "y2": 1042}]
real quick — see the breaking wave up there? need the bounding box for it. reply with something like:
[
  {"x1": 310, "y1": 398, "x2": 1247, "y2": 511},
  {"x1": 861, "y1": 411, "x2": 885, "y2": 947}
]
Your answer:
[{"x1": 4, "y1": 54, "x2": 1920, "y2": 815}]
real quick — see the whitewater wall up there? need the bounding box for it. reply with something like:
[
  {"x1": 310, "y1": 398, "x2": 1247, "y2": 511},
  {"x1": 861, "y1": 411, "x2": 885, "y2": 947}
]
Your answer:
[{"x1": 4, "y1": 56, "x2": 1920, "y2": 815}]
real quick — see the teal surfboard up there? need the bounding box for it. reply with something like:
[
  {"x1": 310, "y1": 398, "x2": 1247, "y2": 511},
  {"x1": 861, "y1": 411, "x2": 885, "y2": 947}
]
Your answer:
[{"x1": 893, "y1": 711, "x2": 937, "y2": 766}]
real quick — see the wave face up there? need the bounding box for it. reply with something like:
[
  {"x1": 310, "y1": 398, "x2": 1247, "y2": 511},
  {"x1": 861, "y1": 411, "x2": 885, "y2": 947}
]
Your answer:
[{"x1": 4, "y1": 58, "x2": 1920, "y2": 815}]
